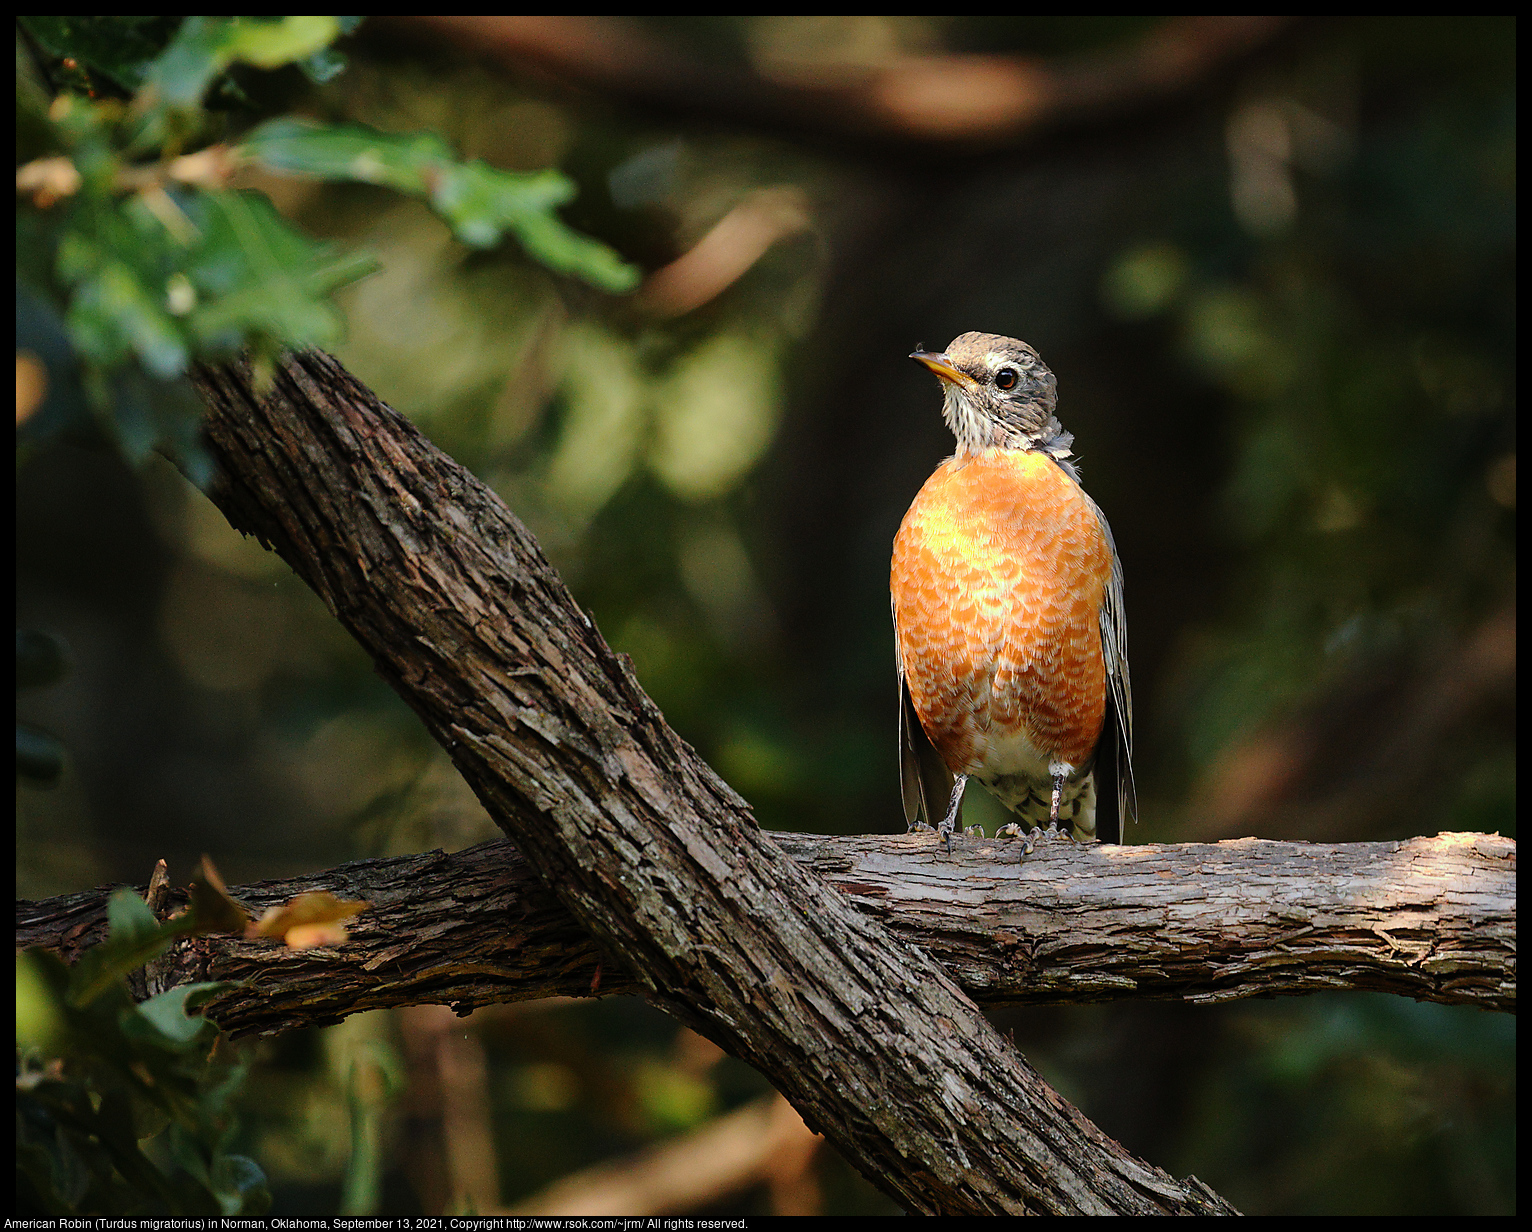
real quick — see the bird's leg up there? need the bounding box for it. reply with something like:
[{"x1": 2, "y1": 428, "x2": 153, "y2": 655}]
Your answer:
[
  {"x1": 1047, "y1": 762, "x2": 1071, "y2": 836},
  {"x1": 938, "y1": 774, "x2": 969, "y2": 854}
]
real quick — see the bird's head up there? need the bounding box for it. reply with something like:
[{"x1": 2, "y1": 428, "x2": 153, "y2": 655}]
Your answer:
[{"x1": 910, "y1": 332, "x2": 1073, "y2": 460}]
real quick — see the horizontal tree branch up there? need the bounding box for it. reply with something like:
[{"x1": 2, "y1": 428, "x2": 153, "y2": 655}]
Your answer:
[{"x1": 16, "y1": 830, "x2": 1513, "y2": 1038}]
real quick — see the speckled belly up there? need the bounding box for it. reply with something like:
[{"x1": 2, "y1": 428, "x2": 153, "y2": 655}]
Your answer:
[{"x1": 892, "y1": 448, "x2": 1111, "y2": 835}]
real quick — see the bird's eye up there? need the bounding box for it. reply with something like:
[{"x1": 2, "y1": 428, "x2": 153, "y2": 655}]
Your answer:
[{"x1": 995, "y1": 367, "x2": 1019, "y2": 391}]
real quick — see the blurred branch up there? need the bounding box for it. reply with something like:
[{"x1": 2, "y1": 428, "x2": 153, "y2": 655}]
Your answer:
[
  {"x1": 379, "y1": 16, "x2": 1295, "y2": 152},
  {"x1": 505, "y1": 1092, "x2": 819, "y2": 1216},
  {"x1": 154, "y1": 348, "x2": 1230, "y2": 1215},
  {"x1": 15, "y1": 831, "x2": 1517, "y2": 1036},
  {"x1": 395, "y1": 1004, "x2": 502, "y2": 1215},
  {"x1": 635, "y1": 186, "x2": 812, "y2": 317}
]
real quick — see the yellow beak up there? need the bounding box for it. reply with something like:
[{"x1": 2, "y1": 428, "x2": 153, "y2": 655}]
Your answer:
[{"x1": 909, "y1": 350, "x2": 979, "y2": 389}]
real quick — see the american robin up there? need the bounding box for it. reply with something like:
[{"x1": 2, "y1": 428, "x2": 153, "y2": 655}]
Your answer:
[{"x1": 891, "y1": 332, "x2": 1134, "y2": 848}]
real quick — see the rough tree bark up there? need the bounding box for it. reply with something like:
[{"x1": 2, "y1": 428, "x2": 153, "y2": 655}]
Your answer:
[
  {"x1": 173, "y1": 349, "x2": 1237, "y2": 1214},
  {"x1": 15, "y1": 831, "x2": 1516, "y2": 1038}
]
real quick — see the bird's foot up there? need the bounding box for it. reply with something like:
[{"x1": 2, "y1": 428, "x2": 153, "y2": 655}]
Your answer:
[
  {"x1": 996, "y1": 821, "x2": 1064, "y2": 857},
  {"x1": 937, "y1": 774, "x2": 969, "y2": 856},
  {"x1": 995, "y1": 822, "x2": 1030, "y2": 855}
]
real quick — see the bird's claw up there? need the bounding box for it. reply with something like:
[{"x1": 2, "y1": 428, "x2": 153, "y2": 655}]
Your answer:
[{"x1": 995, "y1": 821, "x2": 1044, "y2": 857}]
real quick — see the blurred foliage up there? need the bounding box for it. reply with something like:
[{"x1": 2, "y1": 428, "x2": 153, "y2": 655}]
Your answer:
[
  {"x1": 16, "y1": 15, "x2": 636, "y2": 479},
  {"x1": 15, "y1": 14, "x2": 1514, "y2": 1218},
  {"x1": 1120, "y1": 74, "x2": 1515, "y2": 776},
  {"x1": 16, "y1": 882, "x2": 267, "y2": 1217},
  {"x1": 16, "y1": 628, "x2": 70, "y2": 785},
  {"x1": 1178, "y1": 994, "x2": 1515, "y2": 1215}
]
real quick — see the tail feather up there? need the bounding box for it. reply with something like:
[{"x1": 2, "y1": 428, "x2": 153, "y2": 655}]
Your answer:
[
  {"x1": 1093, "y1": 685, "x2": 1135, "y2": 845},
  {"x1": 899, "y1": 673, "x2": 956, "y2": 832}
]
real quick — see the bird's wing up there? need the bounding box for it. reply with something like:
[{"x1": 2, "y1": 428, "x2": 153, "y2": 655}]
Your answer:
[
  {"x1": 896, "y1": 606, "x2": 955, "y2": 831},
  {"x1": 1089, "y1": 493, "x2": 1137, "y2": 839}
]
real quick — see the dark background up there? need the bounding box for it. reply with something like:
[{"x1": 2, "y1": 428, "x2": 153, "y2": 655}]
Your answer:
[{"x1": 16, "y1": 16, "x2": 1515, "y2": 1216}]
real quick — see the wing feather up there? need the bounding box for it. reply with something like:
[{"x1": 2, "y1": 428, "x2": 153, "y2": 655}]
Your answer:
[
  {"x1": 895, "y1": 603, "x2": 955, "y2": 832},
  {"x1": 1089, "y1": 493, "x2": 1136, "y2": 839}
]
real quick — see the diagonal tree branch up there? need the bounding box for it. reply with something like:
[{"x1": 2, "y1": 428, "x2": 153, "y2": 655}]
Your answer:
[
  {"x1": 177, "y1": 349, "x2": 1234, "y2": 1214},
  {"x1": 15, "y1": 830, "x2": 1516, "y2": 1039}
]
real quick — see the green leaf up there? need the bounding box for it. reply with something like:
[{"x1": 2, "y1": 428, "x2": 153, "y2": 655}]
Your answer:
[
  {"x1": 241, "y1": 118, "x2": 462, "y2": 194},
  {"x1": 240, "y1": 118, "x2": 640, "y2": 291},
  {"x1": 297, "y1": 46, "x2": 350, "y2": 86},
  {"x1": 145, "y1": 16, "x2": 343, "y2": 112},
  {"x1": 16, "y1": 950, "x2": 67, "y2": 1052},
  {"x1": 62, "y1": 252, "x2": 190, "y2": 381},
  {"x1": 505, "y1": 206, "x2": 644, "y2": 293},
  {"x1": 132, "y1": 982, "x2": 233, "y2": 1047},
  {"x1": 182, "y1": 189, "x2": 376, "y2": 354},
  {"x1": 426, "y1": 160, "x2": 574, "y2": 241},
  {"x1": 18, "y1": 16, "x2": 182, "y2": 94},
  {"x1": 67, "y1": 889, "x2": 186, "y2": 1007},
  {"x1": 107, "y1": 885, "x2": 161, "y2": 940}
]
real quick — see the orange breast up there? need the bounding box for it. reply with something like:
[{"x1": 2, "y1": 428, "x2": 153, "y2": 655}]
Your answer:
[{"x1": 891, "y1": 448, "x2": 1111, "y2": 774}]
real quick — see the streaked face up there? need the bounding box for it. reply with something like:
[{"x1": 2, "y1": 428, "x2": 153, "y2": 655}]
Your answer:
[{"x1": 911, "y1": 332, "x2": 1059, "y2": 453}]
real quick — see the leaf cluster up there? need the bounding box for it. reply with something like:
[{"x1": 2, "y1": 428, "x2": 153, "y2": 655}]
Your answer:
[
  {"x1": 16, "y1": 16, "x2": 638, "y2": 481},
  {"x1": 16, "y1": 872, "x2": 266, "y2": 1216}
]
